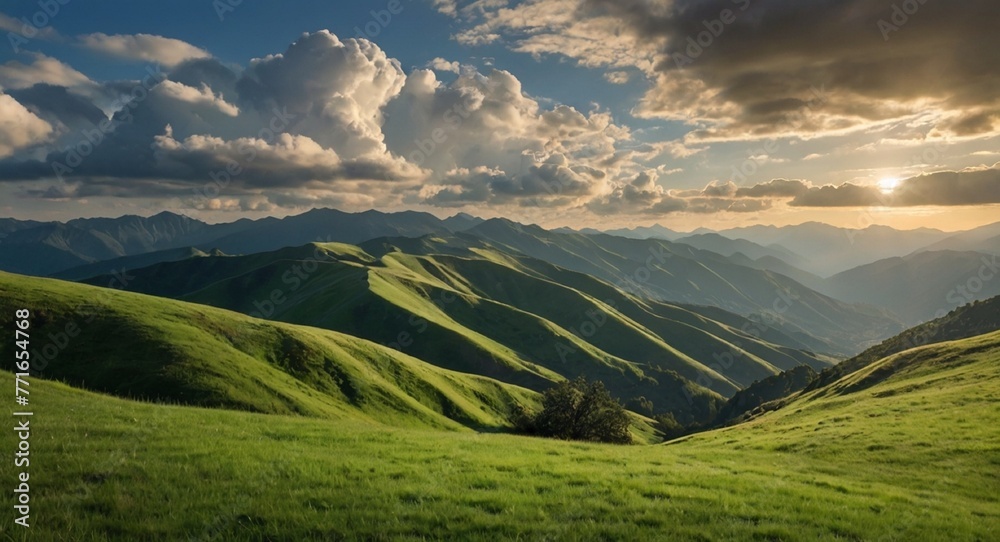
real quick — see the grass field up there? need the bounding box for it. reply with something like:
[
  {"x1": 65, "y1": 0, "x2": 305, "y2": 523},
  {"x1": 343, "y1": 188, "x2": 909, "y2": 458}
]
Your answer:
[{"x1": 2, "y1": 331, "x2": 998, "y2": 540}]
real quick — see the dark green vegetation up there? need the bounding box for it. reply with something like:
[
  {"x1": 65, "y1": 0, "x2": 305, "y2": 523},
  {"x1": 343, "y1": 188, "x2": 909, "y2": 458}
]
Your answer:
[
  {"x1": 807, "y1": 295, "x2": 1000, "y2": 392},
  {"x1": 514, "y1": 378, "x2": 632, "y2": 444},
  {"x1": 1, "y1": 319, "x2": 998, "y2": 540},
  {"x1": 83, "y1": 239, "x2": 837, "y2": 423},
  {"x1": 712, "y1": 364, "x2": 817, "y2": 426}
]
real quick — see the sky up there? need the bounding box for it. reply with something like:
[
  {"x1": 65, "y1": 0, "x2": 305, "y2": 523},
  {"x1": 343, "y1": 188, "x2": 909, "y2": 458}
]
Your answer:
[{"x1": 0, "y1": 0, "x2": 998, "y2": 231}]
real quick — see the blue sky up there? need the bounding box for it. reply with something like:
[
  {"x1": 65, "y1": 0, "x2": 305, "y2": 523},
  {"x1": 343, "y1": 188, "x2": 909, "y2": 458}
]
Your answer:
[{"x1": 0, "y1": 0, "x2": 997, "y2": 230}]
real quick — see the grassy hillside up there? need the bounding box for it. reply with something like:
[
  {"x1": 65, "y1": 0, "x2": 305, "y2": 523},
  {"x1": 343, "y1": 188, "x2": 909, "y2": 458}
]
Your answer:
[
  {"x1": 1, "y1": 328, "x2": 997, "y2": 539},
  {"x1": 49, "y1": 246, "x2": 215, "y2": 281},
  {"x1": 806, "y1": 295, "x2": 1000, "y2": 393},
  {"x1": 82, "y1": 241, "x2": 835, "y2": 421},
  {"x1": 0, "y1": 271, "x2": 550, "y2": 433}
]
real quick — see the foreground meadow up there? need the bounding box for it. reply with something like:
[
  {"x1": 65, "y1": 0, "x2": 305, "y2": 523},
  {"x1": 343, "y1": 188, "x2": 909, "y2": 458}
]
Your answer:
[{"x1": 2, "y1": 333, "x2": 998, "y2": 540}]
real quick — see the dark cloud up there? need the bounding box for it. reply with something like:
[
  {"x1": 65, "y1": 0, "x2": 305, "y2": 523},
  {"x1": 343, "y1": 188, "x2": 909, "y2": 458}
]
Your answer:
[
  {"x1": 563, "y1": 0, "x2": 1000, "y2": 137},
  {"x1": 425, "y1": 163, "x2": 600, "y2": 207},
  {"x1": 790, "y1": 183, "x2": 881, "y2": 207},
  {"x1": 787, "y1": 165, "x2": 1000, "y2": 207},
  {"x1": 735, "y1": 179, "x2": 810, "y2": 198},
  {"x1": 6, "y1": 84, "x2": 107, "y2": 131}
]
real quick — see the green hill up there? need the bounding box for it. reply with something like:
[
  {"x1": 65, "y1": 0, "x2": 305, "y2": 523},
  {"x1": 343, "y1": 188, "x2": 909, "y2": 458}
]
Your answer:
[
  {"x1": 1, "y1": 323, "x2": 996, "y2": 539},
  {"x1": 463, "y1": 219, "x2": 902, "y2": 355},
  {"x1": 82, "y1": 241, "x2": 834, "y2": 422},
  {"x1": 806, "y1": 295, "x2": 1000, "y2": 393},
  {"x1": 712, "y1": 364, "x2": 817, "y2": 426},
  {"x1": 0, "y1": 271, "x2": 549, "y2": 432}
]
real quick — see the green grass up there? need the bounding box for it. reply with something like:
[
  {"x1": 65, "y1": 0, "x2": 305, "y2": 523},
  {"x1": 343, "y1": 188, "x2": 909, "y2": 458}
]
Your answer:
[
  {"x1": 0, "y1": 271, "x2": 549, "y2": 433},
  {"x1": 2, "y1": 329, "x2": 998, "y2": 540}
]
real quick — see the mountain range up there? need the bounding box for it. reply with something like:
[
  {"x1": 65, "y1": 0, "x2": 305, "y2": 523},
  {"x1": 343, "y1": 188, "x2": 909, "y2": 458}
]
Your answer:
[{"x1": 2, "y1": 209, "x2": 997, "y2": 349}]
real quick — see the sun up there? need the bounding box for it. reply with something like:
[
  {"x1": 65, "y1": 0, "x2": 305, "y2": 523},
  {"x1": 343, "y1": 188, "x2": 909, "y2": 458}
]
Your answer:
[{"x1": 878, "y1": 177, "x2": 900, "y2": 194}]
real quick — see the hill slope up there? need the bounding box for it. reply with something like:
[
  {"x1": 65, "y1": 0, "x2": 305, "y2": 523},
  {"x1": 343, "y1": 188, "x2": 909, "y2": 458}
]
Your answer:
[
  {"x1": 806, "y1": 295, "x2": 1000, "y2": 393},
  {"x1": 463, "y1": 219, "x2": 901, "y2": 354},
  {"x1": 1, "y1": 326, "x2": 996, "y2": 539},
  {"x1": 82, "y1": 241, "x2": 836, "y2": 421},
  {"x1": 0, "y1": 271, "x2": 545, "y2": 432}
]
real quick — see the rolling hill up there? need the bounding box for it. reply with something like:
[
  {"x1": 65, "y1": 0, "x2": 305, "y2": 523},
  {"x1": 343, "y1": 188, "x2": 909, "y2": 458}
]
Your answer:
[
  {"x1": 79, "y1": 240, "x2": 836, "y2": 421},
  {"x1": 461, "y1": 219, "x2": 901, "y2": 355},
  {"x1": 1, "y1": 308, "x2": 996, "y2": 539},
  {"x1": 0, "y1": 271, "x2": 549, "y2": 433},
  {"x1": 49, "y1": 246, "x2": 219, "y2": 281},
  {"x1": 805, "y1": 294, "x2": 1000, "y2": 393}
]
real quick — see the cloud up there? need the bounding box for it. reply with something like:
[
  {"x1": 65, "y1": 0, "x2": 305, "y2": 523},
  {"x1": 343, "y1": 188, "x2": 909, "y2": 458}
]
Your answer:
[
  {"x1": 587, "y1": 162, "x2": 1000, "y2": 217},
  {"x1": 427, "y1": 57, "x2": 460, "y2": 73},
  {"x1": 425, "y1": 161, "x2": 601, "y2": 206},
  {"x1": 0, "y1": 93, "x2": 53, "y2": 158},
  {"x1": 382, "y1": 67, "x2": 629, "y2": 208},
  {"x1": 237, "y1": 31, "x2": 406, "y2": 159},
  {"x1": 79, "y1": 33, "x2": 211, "y2": 67},
  {"x1": 5, "y1": 84, "x2": 107, "y2": 139},
  {"x1": 790, "y1": 164, "x2": 1000, "y2": 207},
  {"x1": 151, "y1": 127, "x2": 420, "y2": 188},
  {"x1": 603, "y1": 71, "x2": 630, "y2": 85},
  {"x1": 430, "y1": 0, "x2": 459, "y2": 17},
  {"x1": 0, "y1": 31, "x2": 427, "y2": 211},
  {"x1": 0, "y1": 53, "x2": 92, "y2": 90},
  {"x1": 450, "y1": 0, "x2": 1000, "y2": 141},
  {"x1": 154, "y1": 80, "x2": 239, "y2": 116},
  {"x1": 735, "y1": 179, "x2": 810, "y2": 199},
  {"x1": 0, "y1": 12, "x2": 62, "y2": 44}
]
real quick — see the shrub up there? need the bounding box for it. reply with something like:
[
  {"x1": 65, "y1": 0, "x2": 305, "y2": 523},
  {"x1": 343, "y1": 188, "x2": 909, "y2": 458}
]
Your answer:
[{"x1": 514, "y1": 378, "x2": 632, "y2": 444}]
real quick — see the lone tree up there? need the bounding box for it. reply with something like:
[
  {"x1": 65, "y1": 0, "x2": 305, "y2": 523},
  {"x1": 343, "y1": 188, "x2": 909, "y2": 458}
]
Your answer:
[{"x1": 515, "y1": 377, "x2": 632, "y2": 444}]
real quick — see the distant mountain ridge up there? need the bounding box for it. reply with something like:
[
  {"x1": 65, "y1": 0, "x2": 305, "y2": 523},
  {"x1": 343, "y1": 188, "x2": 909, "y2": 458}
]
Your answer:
[
  {"x1": 3, "y1": 209, "x2": 996, "y2": 347},
  {"x1": 462, "y1": 219, "x2": 902, "y2": 355},
  {"x1": 0, "y1": 209, "x2": 484, "y2": 276}
]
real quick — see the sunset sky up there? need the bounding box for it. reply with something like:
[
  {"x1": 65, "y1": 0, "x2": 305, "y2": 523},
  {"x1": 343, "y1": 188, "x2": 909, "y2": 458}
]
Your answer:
[{"x1": 0, "y1": 0, "x2": 997, "y2": 231}]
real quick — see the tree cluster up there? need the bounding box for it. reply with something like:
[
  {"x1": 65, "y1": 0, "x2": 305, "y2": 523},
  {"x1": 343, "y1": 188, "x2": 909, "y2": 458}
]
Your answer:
[{"x1": 513, "y1": 378, "x2": 632, "y2": 444}]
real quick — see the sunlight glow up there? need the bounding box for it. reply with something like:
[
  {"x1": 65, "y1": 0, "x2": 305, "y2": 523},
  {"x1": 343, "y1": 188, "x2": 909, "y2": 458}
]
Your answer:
[{"x1": 878, "y1": 177, "x2": 900, "y2": 194}]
